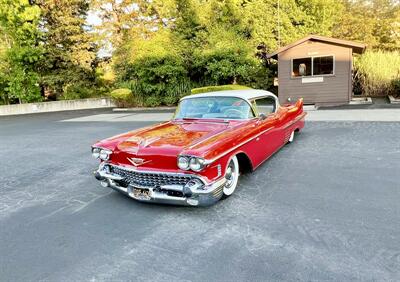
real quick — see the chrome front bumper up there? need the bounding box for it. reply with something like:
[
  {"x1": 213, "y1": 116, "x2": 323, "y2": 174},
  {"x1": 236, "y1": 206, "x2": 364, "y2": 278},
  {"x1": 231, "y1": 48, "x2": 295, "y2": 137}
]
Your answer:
[{"x1": 94, "y1": 163, "x2": 225, "y2": 206}]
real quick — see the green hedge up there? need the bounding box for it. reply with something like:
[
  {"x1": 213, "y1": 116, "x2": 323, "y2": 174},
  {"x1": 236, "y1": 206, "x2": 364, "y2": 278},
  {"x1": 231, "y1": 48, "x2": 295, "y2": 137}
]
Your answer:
[
  {"x1": 109, "y1": 88, "x2": 133, "y2": 107},
  {"x1": 191, "y1": 84, "x2": 251, "y2": 94},
  {"x1": 110, "y1": 88, "x2": 131, "y2": 99}
]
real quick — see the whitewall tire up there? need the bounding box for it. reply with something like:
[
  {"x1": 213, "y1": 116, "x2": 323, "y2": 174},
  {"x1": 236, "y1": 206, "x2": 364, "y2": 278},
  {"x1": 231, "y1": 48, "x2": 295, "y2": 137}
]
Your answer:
[
  {"x1": 222, "y1": 155, "x2": 240, "y2": 198},
  {"x1": 288, "y1": 131, "x2": 295, "y2": 143}
]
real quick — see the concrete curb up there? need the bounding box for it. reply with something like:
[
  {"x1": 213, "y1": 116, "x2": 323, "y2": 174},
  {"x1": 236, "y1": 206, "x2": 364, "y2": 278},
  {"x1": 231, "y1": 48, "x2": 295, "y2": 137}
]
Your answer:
[
  {"x1": 0, "y1": 98, "x2": 115, "y2": 116},
  {"x1": 388, "y1": 95, "x2": 400, "y2": 104},
  {"x1": 303, "y1": 105, "x2": 318, "y2": 111},
  {"x1": 349, "y1": 97, "x2": 373, "y2": 105}
]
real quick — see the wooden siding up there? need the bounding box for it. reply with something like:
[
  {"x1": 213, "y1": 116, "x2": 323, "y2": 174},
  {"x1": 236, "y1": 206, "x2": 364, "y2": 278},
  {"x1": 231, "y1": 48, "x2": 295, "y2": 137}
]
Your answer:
[{"x1": 278, "y1": 41, "x2": 352, "y2": 106}]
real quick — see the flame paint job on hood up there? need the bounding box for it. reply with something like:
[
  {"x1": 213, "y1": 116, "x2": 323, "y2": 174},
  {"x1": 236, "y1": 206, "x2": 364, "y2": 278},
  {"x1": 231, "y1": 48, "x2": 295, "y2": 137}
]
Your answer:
[
  {"x1": 94, "y1": 119, "x2": 242, "y2": 156},
  {"x1": 117, "y1": 120, "x2": 229, "y2": 151}
]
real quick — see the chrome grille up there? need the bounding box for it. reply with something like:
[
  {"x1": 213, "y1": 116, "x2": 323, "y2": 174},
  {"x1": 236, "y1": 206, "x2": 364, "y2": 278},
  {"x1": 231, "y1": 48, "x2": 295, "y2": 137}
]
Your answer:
[{"x1": 110, "y1": 166, "x2": 193, "y2": 188}]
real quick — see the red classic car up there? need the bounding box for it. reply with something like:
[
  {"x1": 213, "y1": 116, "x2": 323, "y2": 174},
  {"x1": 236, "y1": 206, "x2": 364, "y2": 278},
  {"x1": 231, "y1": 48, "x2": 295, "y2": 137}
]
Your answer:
[{"x1": 92, "y1": 90, "x2": 306, "y2": 206}]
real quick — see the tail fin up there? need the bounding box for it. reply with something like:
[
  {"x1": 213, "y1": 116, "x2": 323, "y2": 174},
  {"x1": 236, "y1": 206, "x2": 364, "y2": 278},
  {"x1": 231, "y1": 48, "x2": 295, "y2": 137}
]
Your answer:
[
  {"x1": 288, "y1": 98, "x2": 304, "y2": 113},
  {"x1": 296, "y1": 98, "x2": 304, "y2": 109}
]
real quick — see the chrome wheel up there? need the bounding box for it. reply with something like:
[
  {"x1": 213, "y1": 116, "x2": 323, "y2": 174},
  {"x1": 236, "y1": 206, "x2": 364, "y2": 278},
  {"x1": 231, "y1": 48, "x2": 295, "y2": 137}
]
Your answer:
[{"x1": 222, "y1": 155, "x2": 239, "y2": 197}]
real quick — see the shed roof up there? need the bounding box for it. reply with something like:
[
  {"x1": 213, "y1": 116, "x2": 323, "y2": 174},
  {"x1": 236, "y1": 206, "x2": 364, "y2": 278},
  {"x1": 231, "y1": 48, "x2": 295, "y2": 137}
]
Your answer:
[{"x1": 267, "y1": 35, "x2": 366, "y2": 59}]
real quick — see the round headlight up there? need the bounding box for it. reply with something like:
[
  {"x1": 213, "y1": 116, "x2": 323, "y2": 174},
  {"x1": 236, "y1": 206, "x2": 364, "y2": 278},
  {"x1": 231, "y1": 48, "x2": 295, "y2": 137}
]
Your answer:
[
  {"x1": 178, "y1": 156, "x2": 190, "y2": 170},
  {"x1": 92, "y1": 148, "x2": 101, "y2": 159},
  {"x1": 189, "y1": 157, "x2": 205, "y2": 171},
  {"x1": 99, "y1": 149, "x2": 111, "y2": 161}
]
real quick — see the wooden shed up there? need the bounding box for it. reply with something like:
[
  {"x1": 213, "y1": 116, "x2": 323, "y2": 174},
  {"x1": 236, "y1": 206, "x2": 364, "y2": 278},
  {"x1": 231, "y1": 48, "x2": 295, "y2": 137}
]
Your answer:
[{"x1": 268, "y1": 35, "x2": 366, "y2": 107}]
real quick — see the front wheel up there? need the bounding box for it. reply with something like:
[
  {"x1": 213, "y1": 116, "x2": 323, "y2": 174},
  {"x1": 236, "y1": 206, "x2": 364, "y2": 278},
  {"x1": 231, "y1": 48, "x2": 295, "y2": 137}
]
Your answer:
[{"x1": 222, "y1": 155, "x2": 240, "y2": 198}]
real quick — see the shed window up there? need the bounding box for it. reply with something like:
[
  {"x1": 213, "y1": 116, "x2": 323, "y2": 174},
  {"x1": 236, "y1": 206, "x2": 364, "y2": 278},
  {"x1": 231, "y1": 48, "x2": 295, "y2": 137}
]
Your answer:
[
  {"x1": 292, "y1": 55, "x2": 334, "y2": 77},
  {"x1": 292, "y1": 58, "x2": 312, "y2": 77},
  {"x1": 313, "y1": 56, "x2": 334, "y2": 75}
]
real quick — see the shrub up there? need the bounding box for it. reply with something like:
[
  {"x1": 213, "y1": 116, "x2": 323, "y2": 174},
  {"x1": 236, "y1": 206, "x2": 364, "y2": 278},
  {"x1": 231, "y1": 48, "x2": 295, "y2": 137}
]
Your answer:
[
  {"x1": 109, "y1": 88, "x2": 133, "y2": 107},
  {"x1": 354, "y1": 50, "x2": 400, "y2": 97},
  {"x1": 144, "y1": 96, "x2": 162, "y2": 107},
  {"x1": 62, "y1": 86, "x2": 93, "y2": 100},
  {"x1": 392, "y1": 78, "x2": 400, "y2": 98},
  {"x1": 61, "y1": 83, "x2": 109, "y2": 101},
  {"x1": 120, "y1": 55, "x2": 188, "y2": 95},
  {"x1": 110, "y1": 88, "x2": 132, "y2": 100},
  {"x1": 163, "y1": 94, "x2": 178, "y2": 106},
  {"x1": 191, "y1": 84, "x2": 251, "y2": 94},
  {"x1": 117, "y1": 54, "x2": 191, "y2": 107}
]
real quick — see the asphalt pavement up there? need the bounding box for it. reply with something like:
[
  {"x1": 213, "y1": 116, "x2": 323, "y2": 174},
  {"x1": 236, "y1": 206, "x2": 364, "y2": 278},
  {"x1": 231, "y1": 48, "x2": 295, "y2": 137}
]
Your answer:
[{"x1": 0, "y1": 109, "x2": 399, "y2": 281}]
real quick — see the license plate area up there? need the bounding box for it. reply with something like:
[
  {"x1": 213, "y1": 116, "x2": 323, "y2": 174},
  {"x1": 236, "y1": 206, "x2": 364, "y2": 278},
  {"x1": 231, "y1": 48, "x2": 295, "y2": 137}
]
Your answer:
[{"x1": 131, "y1": 188, "x2": 151, "y2": 200}]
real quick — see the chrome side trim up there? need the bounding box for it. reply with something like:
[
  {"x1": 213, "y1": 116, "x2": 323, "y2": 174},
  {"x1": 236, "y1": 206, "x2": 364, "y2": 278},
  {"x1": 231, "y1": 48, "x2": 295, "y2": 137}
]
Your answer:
[
  {"x1": 282, "y1": 112, "x2": 306, "y2": 129},
  {"x1": 204, "y1": 127, "x2": 273, "y2": 165},
  {"x1": 204, "y1": 112, "x2": 306, "y2": 165}
]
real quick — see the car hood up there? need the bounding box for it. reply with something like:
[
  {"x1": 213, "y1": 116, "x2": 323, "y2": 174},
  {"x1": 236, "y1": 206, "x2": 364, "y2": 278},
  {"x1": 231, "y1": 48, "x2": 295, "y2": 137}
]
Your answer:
[
  {"x1": 116, "y1": 120, "x2": 229, "y2": 152},
  {"x1": 93, "y1": 118, "x2": 255, "y2": 170},
  {"x1": 94, "y1": 120, "x2": 234, "y2": 169}
]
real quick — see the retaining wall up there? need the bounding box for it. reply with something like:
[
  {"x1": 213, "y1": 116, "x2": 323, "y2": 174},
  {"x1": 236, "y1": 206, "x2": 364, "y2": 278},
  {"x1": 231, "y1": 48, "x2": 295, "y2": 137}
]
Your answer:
[{"x1": 0, "y1": 98, "x2": 115, "y2": 116}]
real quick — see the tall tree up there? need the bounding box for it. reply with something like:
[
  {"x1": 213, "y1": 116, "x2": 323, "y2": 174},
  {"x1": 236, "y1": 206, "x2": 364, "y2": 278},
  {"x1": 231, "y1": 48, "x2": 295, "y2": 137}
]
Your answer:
[
  {"x1": 333, "y1": 0, "x2": 400, "y2": 50},
  {"x1": 36, "y1": 0, "x2": 96, "y2": 96},
  {"x1": 0, "y1": 0, "x2": 42, "y2": 103},
  {"x1": 242, "y1": 0, "x2": 343, "y2": 53},
  {"x1": 91, "y1": 0, "x2": 140, "y2": 51}
]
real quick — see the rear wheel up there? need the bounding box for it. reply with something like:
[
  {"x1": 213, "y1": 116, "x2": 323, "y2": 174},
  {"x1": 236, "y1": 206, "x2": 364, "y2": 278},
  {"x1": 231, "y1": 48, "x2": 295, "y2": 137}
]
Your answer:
[{"x1": 222, "y1": 155, "x2": 240, "y2": 198}]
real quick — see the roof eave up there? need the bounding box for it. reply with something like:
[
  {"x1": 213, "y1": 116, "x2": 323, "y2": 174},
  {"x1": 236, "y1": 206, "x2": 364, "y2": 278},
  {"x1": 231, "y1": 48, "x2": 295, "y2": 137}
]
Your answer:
[{"x1": 267, "y1": 35, "x2": 366, "y2": 58}]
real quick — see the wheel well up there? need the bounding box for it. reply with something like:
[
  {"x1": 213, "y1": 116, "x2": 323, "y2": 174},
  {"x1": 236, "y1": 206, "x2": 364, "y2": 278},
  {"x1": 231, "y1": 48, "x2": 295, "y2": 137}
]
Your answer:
[{"x1": 236, "y1": 152, "x2": 253, "y2": 174}]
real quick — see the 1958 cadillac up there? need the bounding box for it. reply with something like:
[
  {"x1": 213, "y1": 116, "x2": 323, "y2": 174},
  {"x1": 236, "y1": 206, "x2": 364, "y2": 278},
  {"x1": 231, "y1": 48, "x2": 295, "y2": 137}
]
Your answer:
[{"x1": 92, "y1": 90, "x2": 306, "y2": 206}]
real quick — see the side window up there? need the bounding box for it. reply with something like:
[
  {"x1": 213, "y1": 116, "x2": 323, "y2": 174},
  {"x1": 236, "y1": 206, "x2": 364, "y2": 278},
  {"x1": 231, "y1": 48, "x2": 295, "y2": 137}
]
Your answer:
[{"x1": 255, "y1": 97, "x2": 276, "y2": 115}]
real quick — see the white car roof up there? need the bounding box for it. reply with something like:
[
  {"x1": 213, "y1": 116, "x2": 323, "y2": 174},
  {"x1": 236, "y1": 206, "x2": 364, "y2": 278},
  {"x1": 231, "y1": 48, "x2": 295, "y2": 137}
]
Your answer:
[{"x1": 181, "y1": 89, "x2": 277, "y2": 102}]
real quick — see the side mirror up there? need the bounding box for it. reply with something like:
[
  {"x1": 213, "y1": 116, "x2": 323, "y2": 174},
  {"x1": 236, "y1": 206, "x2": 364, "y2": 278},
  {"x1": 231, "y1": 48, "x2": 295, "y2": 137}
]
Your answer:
[{"x1": 259, "y1": 113, "x2": 267, "y2": 120}]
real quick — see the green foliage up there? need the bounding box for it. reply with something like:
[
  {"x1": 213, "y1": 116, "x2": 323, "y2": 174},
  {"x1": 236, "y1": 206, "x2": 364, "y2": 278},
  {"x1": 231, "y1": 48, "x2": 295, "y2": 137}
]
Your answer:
[
  {"x1": 144, "y1": 96, "x2": 162, "y2": 107},
  {"x1": 392, "y1": 78, "x2": 400, "y2": 98},
  {"x1": 333, "y1": 0, "x2": 400, "y2": 51},
  {"x1": 0, "y1": 0, "x2": 43, "y2": 103},
  {"x1": 108, "y1": 88, "x2": 134, "y2": 107},
  {"x1": 37, "y1": 0, "x2": 97, "y2": 97},
  {"x1": 110, "y1": 88, "x2": 132, "y2": 100},
  {"x1": 190, "y1": 26, "x2": 258, "y2": 85},
  {"x1": 113, "y1": 0, "x2": 270, "y2": 107},
  {"x1": 61, "y1": 83, "x2": 107, "y2": 100},
  {"x1": 115, "y1": 28, "x2": 191, "y2": 107},
  {"x1": 354, "y1": 50, "x2": 400, "y2": 96},
  {"x1": 191, "y1": 84, "x2": 251, "y2": 94},
  {"x1": 6, "y1": 67, "x2": 42, "y2": 103},
  {"x1": 242, "y1": 0, "x2": 342, "y2": 52},
  {"x1": 1, "y1": 0, "x2": 399, "y2": 106}
]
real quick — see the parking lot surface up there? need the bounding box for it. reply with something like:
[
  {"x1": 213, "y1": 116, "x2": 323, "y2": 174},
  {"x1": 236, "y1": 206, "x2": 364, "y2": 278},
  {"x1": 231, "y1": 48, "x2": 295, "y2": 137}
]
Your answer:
[{"x1": 1, "y1": 109, "x2": 399, "y2": 281}]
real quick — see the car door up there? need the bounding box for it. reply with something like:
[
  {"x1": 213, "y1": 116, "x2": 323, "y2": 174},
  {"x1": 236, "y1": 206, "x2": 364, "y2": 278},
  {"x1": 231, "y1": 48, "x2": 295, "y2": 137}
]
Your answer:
[{"x1": 253, "y1": 96, "x2": 284, "y2": 162}]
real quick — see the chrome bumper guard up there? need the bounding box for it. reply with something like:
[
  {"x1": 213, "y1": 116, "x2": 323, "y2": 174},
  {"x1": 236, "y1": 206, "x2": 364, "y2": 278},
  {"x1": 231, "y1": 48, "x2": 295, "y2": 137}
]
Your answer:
[{"x1": 94, "y1": 163, "x2": 225, "y2": 206}]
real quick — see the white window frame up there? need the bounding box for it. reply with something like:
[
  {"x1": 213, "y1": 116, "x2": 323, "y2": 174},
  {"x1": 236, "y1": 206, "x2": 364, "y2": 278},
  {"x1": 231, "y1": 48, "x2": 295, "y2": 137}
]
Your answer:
[{"x1": 291, "y1": 55, "x2": 335, "y2": 78}]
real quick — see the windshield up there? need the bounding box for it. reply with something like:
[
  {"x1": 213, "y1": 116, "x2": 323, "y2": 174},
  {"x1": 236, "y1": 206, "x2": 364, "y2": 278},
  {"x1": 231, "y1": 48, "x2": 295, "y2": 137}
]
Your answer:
[{"x1": 174, "y1": 97, "x2": 255, "y2": 120}]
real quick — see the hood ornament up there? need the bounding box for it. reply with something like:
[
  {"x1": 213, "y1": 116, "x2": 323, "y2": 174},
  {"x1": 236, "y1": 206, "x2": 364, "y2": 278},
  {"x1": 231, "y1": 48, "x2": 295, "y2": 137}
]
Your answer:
[
  {"x1": 139, "y1": 137, "x2": 160, "y2": 148},
  {"x1": 128, "y1": 157, "x2": 151, "y2": 167}
]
